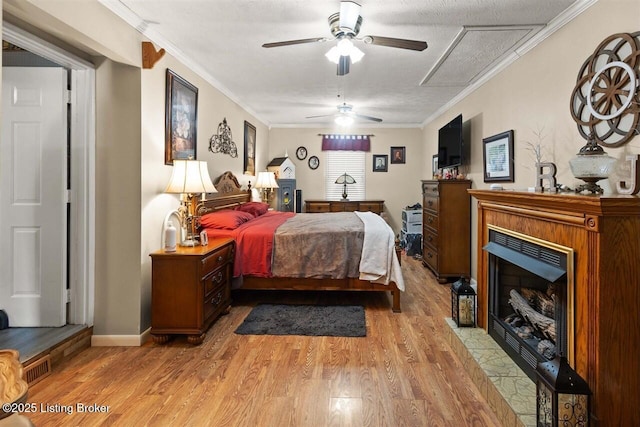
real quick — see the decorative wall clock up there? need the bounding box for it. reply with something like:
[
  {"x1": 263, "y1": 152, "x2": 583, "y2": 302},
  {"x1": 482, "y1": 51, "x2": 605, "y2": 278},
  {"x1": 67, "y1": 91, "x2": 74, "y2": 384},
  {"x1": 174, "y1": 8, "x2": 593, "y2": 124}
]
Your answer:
[
  {"x1": 570, "y1": 32, "x2": 640, "y2": 147},
  {"x1": 296, "y1": 146, "x2": 307, "y2": 160}
]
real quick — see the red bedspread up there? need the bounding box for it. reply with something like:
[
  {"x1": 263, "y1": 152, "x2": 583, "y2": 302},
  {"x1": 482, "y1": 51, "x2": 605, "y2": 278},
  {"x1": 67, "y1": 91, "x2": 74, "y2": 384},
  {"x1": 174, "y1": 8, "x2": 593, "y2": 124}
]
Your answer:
[{"x1": 205, "y1": 211, "x2": 294, "y2": 277}]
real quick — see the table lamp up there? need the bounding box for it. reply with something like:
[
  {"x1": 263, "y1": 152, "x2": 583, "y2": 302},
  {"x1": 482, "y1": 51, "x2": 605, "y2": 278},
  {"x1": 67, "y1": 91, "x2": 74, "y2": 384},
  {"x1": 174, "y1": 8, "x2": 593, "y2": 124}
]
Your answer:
[
  {"x1": 335, "y1": 172, "x2": 356, "y2": 200},
  {"x1": 254, "y1": 171, "x2": 279, "y2": 204}
]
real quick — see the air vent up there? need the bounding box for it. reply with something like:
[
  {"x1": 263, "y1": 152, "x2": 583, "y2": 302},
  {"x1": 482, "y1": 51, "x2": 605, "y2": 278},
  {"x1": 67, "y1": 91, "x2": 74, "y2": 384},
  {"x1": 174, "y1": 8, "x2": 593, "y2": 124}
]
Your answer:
[
  {"x1": 506, "y1": 333, "x2": 520, "y2": 352},
  {"x1": 540, "y1": 249, "x2": 561, "y2": 267},
  {"x1": 23, "y1": 355, "x2": 51, "y2": 386},
  {"x1": 521, "y1": 348, "x2": 539, "y2": 370}
]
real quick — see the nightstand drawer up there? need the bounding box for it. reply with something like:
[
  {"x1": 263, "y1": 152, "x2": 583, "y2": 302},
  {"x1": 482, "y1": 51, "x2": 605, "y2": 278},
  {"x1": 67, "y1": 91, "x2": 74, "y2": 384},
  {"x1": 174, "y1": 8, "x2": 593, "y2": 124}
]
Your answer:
[
  {"x1": 203, "y1": 266, "x2": 228, "y2": 295},
  {"x1": 202, "y1": 244, "x2": 233, "y2": 275},
  {"x1": 203, "y1": 281, "x2": 228, "y2": 322}
]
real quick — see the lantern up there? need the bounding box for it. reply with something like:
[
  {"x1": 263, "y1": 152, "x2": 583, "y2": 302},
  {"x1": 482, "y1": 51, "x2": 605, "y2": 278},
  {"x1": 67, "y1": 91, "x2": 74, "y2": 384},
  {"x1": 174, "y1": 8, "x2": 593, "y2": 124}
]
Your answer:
[
  {"x1": 450, "y1": 277, "x2": 476, "y2": 327},
  {"x1": 536, "y1": 356, "x2": 591, "y2": 427}
]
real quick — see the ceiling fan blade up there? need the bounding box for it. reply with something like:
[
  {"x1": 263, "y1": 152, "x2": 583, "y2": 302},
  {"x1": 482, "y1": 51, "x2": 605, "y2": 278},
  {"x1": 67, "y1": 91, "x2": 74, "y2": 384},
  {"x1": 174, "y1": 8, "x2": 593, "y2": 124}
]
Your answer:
[
  {"x1": 363, "y1": 35, "x2": 428, "y2": 51},
  {"x1": 262, "y1": 37, "x2": 328, "y2": 48},
  {"x1": 354, "y1": 113, "x2": 383, "y2": 123},
  {"x1": 337, "y1": 55, "x2": 351, "y2": 76},
  {"x1": 339, "y1": 1, "x2": 361, "y2": 31},
  {"x1": 305, "y1": 114, "x2": 335, "y2": 119}
]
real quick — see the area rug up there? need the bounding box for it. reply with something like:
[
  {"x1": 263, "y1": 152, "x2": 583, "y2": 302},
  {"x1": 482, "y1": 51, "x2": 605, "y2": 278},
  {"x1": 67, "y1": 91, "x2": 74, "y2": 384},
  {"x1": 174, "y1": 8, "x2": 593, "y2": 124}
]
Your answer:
[{"x1": 234, "y1": 304, "x2": 366, "y2": 337}]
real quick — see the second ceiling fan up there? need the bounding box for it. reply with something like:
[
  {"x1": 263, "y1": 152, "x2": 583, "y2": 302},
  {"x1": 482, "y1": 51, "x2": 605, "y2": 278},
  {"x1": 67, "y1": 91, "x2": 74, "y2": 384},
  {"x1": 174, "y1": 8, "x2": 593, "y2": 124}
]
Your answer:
[{"x1": 262, "y1": 1, "x2": 428, "y2": 76}]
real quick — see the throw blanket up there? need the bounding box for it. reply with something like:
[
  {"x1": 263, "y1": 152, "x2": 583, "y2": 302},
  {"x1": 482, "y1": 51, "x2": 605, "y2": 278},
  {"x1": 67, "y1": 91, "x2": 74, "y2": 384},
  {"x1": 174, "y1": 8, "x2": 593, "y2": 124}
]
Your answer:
[
  {"x1": 272, "y1": 212, "x2": 364, "y2": 278},
  {"x1": 355, "y1": 211, "x2": 405, "y2": 291}
]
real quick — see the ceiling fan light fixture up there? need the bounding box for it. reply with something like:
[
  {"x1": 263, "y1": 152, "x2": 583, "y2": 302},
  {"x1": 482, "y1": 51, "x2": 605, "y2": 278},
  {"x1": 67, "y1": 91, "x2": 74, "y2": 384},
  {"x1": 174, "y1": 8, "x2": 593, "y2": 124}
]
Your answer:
[
  {"x1": 325, "y1": 39, "x2": 364, "y2": 64},
  {"x1": 335, "y1": 115, "x2": 354, "y2": 126}
]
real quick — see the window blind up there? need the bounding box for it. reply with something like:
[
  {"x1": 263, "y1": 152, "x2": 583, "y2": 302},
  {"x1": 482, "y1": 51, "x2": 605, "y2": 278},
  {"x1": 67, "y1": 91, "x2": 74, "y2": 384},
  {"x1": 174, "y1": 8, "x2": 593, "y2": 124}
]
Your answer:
[{"x1": 324, "y1": 150, "x2": 366, "y2": 200}]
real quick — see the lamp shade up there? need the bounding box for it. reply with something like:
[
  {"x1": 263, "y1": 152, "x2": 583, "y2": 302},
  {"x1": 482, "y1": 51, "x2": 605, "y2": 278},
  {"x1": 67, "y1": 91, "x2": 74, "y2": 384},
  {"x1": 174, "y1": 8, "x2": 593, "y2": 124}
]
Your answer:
[
  {"x1": 254, "y1": 171, "x2": 279, "y2": 189},
  {"x1": 164, "y1": 160, "x2": 216, "y2": 194},
  {"x1": 335, "y1": 173, "x2": 356, "y2": 185}
]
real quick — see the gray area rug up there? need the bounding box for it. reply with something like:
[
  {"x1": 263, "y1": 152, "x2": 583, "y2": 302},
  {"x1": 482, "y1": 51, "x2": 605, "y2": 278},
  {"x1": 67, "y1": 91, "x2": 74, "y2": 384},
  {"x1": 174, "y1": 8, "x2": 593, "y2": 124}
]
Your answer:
[{"x1": 234, "y1": 304, "x2": 366, "y2": 337}]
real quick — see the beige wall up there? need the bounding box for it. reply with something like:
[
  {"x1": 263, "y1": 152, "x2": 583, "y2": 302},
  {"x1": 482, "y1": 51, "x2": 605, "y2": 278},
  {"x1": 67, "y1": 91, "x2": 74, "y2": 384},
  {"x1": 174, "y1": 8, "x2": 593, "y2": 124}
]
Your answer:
[
  {"x1": 269, "y1": 127, "x2": 423, "y2": 232},
  {"x1": 422, "y1": 0, "x2": 640, "y2": 280}
]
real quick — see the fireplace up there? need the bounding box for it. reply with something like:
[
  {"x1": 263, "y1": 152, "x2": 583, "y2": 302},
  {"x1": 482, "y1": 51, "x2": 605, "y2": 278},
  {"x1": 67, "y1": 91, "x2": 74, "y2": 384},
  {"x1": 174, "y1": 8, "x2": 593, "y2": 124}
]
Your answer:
[
  {"x1": 484, "y1": 226, "x2": 573, "y2": 381},
  {"x1": 469, "y1": 189, "x2": 640, "y2": 426}
]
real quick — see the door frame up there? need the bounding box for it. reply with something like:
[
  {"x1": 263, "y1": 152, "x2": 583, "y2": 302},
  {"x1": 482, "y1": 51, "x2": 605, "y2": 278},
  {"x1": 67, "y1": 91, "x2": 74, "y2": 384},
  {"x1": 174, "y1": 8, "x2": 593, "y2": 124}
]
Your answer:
[{"x1": 2, "y1": 21, "x2": 96, "y2": 326}]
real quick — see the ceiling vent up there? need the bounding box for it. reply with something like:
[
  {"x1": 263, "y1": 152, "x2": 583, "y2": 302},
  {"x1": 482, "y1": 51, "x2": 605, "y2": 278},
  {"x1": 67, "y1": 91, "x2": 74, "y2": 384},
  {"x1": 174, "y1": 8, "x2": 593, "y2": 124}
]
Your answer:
[{"x1": 420, "y1": 25, "x2": 543, "y2": 87}]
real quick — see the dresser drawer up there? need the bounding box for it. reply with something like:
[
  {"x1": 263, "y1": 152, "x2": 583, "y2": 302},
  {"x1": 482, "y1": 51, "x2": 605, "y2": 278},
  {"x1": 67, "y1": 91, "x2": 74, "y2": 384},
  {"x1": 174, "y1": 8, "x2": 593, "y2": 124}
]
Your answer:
[
  {"x1": 359, "y1": 202, "x2": 383, "y2": 213},
  {"x1": 422, "y1": 181, "x2": 440, "y2": 197},
  {"x1": 423, "y1": 196, "x2": 439, "y2": 213},
  {"x1": 331, "y1": 202, "x2": 358, "y2": 212},
  {"x1": 203, "y1": 281, "x2": 228, "y2": 322},
  {"x1": 201, "y1": 244, "x2": 233, "y2": 276},
  {"x1": 423, "y1": 227, "x2": 439, "y2": 249},
  {"x1": 422, "y1": 248, "x2": 438, "y2": 271},
  {"x1": 306, "y1": 202, "x2": 331, "y2": 213},
  {"x1": 423, "y1": 212, "x2": 439, "y2": 231}
]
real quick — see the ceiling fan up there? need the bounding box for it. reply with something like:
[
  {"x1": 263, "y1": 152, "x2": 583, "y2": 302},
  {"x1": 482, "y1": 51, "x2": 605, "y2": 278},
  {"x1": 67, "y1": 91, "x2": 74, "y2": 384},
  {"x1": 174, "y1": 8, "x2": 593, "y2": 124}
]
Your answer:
[
  {"x1": 262, "y1": 1, "x2": 428, "y2": 76},
  {"x1": 306, "y1": 103, "x2": 383, "y2": 125}
]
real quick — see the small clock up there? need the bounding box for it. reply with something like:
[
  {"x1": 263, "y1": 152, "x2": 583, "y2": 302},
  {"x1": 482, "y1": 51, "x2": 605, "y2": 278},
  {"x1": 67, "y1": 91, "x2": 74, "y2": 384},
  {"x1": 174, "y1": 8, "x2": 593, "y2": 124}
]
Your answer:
[
  {"x1": 296, "y1": 146, "x2": 307, "y2": 160},
  {"x1": 308, "y1": 156, "x2": 319, "y2": 170}
]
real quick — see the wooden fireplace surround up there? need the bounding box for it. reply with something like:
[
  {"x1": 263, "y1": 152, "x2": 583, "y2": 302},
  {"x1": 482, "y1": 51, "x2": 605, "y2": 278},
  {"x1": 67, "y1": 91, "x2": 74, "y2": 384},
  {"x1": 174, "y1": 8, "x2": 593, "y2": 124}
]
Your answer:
[{"x1": 469, "y1": 190, "x2": 639, "y2": 426}]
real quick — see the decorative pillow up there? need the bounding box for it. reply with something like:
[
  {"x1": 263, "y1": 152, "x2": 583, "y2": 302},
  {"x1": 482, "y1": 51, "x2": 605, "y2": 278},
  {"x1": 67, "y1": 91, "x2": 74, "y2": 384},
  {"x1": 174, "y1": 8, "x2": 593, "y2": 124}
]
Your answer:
[
  {"x1": 200, "y1": 210, "x2": 254, "y2": 230},
  {"x1": 235, "y1": 201, "x2": 269, "y2": 217}
]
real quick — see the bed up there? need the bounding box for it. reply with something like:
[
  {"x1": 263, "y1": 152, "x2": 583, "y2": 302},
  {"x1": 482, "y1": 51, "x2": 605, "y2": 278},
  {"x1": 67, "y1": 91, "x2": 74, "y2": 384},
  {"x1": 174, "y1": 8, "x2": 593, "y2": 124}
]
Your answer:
[{"x1": 197, "y1": 172, "x2": 404, "y2": 312}]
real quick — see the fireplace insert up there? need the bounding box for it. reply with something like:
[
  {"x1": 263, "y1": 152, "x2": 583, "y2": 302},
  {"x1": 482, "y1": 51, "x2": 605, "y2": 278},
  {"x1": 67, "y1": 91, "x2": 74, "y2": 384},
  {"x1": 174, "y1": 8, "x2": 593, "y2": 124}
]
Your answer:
[{"x1": 484, "y1": 228, "x2": 570, "y2": 381}]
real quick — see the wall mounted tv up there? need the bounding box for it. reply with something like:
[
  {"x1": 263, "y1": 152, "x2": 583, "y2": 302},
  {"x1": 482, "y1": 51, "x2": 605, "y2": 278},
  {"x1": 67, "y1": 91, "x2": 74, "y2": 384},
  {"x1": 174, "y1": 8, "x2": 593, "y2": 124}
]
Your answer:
[{"x1": 437, "y1": 114, "x2": 469, "y2": 168}]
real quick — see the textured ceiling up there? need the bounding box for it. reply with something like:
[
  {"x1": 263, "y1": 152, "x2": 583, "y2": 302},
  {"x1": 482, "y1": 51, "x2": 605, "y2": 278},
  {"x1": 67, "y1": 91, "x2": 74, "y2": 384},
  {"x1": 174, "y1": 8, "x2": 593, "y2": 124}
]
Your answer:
[{"x1": 101, "y1": 0, "x2": 589, "y2": 127}]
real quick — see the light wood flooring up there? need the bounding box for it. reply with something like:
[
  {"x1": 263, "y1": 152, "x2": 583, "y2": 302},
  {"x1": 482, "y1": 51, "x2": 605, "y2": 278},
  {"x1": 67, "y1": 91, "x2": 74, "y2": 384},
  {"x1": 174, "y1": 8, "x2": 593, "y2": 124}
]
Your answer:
[{"x1": 25, "y1": 256, "x2": 501, "y2": 426}]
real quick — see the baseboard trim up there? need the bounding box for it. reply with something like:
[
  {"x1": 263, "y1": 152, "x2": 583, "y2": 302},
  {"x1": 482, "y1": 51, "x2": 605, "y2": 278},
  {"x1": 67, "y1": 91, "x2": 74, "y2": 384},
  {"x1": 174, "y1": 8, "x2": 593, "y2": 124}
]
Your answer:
[{"x1": 91, "y1": 328, "x2": 152, "y2": 347}]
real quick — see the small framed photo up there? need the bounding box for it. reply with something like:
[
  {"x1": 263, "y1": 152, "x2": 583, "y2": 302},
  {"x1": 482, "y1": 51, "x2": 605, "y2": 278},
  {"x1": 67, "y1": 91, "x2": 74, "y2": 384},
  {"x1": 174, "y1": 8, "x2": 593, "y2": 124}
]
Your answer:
[
  {"x1": 373, "y1": 154, "x2": 388, "y2": 172},
  {"x1": 165, "y1": 69, "x2": 198, "y2": 165},
  {"x1": 432, "y1": 155, "x2": 439, "y2": 176},
  {"x1": 390, "y1": 146, "x2": 406, "y2": 164},
  {"x1": 483, "y1": 130, "x2": 514, "y2": 182}
]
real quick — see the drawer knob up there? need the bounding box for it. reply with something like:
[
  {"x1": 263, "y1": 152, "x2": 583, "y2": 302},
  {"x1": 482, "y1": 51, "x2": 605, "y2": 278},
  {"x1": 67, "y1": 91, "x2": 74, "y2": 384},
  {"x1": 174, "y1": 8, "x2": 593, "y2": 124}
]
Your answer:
[
  {"x1": 427, "y1": 235, "x2": 433, "y2": 242},
  {"x1": 428, "y1": 200, "x2": 433, "y2": 207},
  {"x1": 211, "y1": 292, "x2": 222, "y2": 305},
  {"x1": 428, "y1": 217, "x2": 433, "y2": 224},
  {"x1": 217, "y1": 255, "x2": 223, "y2": 262},
  {"x1": 427, "y1": 252, "x2": 433, "y2": 259},
  {"x1": 213, "y1": 272, "x2": 223, "y2": 283}
]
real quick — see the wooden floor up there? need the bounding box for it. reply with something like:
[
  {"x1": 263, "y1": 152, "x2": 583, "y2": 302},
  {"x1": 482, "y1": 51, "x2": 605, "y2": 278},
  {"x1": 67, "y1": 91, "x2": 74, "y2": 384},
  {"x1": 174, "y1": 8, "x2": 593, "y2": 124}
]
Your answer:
[{"x1": 25, "y1": 256, "x2": 501, "y2": 426}]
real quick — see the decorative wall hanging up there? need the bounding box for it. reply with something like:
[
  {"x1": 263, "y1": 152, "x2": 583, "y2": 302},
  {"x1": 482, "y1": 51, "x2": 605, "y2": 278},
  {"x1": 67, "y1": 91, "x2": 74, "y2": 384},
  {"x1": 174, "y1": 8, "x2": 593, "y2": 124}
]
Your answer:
[
  {"x1": 244, "y1": 121, "x2": 256, "y2": 176},
  {"x1": 308, "y1": 156, "x2": 319, "y2": 170},
  {"x1": 373, "y1": 154, "x2": 388, "y2": 172},
  {"x1": 165, "y1": 69, "x2": 198, "y2": 165},
  {"x1": 320, "y1": 134, "x2": 372, "y2": 151},
  {"x1": 482, "y1": 130, "x2": 514, "y2": 183},
  {"x1": 390, "y1": 146, "x2": 405, "y2": 164},
  {"x1": 208, "y1": 118, "x2": 238, "y2": 158},
  {"x1": 570, "y1": 32, "x2": 640, "y2": 147}
]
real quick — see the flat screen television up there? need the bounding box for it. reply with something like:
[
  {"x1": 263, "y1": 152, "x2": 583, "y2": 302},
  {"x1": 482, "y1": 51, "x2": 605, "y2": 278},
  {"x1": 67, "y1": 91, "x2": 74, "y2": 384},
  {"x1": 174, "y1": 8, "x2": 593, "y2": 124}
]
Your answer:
[{"x1": 437, "y1": 114, "x2": 465, "y2": 168}]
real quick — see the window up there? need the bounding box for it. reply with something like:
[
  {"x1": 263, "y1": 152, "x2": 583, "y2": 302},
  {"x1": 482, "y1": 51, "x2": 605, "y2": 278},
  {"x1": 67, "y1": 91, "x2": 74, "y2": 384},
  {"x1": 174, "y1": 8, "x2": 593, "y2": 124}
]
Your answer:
[{"x1": 324, "y1": 150, "x2": 366, "y2": 200}]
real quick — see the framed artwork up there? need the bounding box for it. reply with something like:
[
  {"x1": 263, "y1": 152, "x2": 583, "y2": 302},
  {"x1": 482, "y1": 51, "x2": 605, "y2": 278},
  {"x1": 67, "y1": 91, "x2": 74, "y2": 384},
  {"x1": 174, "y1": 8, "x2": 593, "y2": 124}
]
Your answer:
[
  {"x1": 390, "y1": 146, "x2": 406, "y2": 164},
  {"x1": 432, "y1": 155, "x2": 439, "y2": 176},
  {"x1": 308, "y1": 155, "x2": 319, "y2": 170},
  {"x1": 373, "y1": 154, "x2": 388, "y2": 172},
  {"x1": 244, "y1": 121, "x2": 256, "y2": 176},
  {"x1": 165, "y1": 69, "x2": 198, "y2": 165},
  {"x1": 483, "y1": 130, "x2": 514, "y2": 182}
]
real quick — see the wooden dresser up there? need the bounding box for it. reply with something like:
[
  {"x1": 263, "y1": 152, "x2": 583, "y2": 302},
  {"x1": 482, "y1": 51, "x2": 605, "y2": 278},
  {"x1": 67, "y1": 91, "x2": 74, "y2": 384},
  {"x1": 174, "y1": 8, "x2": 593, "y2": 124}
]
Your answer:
[
  {"x1": 304, "y1": 200, "x2": 384, "y2": 214},
  {"x1": 149, "y1": 237, "x2": 234, "y2": 344},
  {"x1": 421, "y1": 180, "x2": 471, "y2": 283}
]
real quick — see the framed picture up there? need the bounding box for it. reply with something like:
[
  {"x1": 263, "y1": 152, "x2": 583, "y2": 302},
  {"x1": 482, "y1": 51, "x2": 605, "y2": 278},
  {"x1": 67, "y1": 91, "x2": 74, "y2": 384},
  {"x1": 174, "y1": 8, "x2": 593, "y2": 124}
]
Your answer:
[
  {"x1": 373, "y1": 154, "x2": 388, "y2": 172},
  {"x1": 390, "y1": 146, "x2": 406, "y2": 164},
  {"x1": 165, "y1": 69, "x2": 198, "y2": 165},
  {"x1": 483, "y1": 130, "x2": 514, "y2": 182},
  {"x1": 244, "y1": 121, "x2": 256, "y2": 176},
  {"x1": 432, "y1": 155, "x2": 439, "y2": 176}
]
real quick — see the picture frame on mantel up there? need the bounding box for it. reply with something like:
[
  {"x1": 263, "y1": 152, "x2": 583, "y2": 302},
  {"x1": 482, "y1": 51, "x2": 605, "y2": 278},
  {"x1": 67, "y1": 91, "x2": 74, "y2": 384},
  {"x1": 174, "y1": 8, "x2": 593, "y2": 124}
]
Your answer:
[
  {"x1": 244, "y1": 121, "x2": 256, "y2": 176},
  {"x1": 483, "y1": 130, "x2": 514, "y2": 182},
  {"x1": 165, "y1": 69, "x2": 198, "y2": 165}
]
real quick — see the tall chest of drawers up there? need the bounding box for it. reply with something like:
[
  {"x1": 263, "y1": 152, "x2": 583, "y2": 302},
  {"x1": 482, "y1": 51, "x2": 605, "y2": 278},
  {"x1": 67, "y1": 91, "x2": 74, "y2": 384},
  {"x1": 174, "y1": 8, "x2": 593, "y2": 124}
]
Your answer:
[
  {"x1": 150, "y1": 238, "x2": 234, "y2": 344},
  {"x1": 421, "y1": 180, "x2": 471, "y2": 283}
]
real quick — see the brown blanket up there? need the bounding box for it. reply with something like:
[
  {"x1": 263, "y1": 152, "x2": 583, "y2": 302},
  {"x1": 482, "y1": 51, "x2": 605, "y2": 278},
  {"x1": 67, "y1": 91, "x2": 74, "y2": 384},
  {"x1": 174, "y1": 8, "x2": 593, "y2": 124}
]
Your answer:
[{"x1": 271, "y1": 212, "x2": 364, "y2": 278}]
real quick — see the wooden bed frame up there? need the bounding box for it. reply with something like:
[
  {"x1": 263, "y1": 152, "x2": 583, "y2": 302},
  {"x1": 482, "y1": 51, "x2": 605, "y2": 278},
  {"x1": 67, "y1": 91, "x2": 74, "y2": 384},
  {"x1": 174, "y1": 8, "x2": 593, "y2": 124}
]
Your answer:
[{"x1": 199, "y1": 171, "x2": 402, "y2": 312}]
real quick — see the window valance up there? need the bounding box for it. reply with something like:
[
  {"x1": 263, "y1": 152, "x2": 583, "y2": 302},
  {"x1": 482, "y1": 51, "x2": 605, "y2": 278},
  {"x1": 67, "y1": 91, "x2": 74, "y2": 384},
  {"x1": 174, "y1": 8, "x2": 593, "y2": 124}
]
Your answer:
[{"x1": 321, "y1": 134, "x2": 372, "y2": 151}]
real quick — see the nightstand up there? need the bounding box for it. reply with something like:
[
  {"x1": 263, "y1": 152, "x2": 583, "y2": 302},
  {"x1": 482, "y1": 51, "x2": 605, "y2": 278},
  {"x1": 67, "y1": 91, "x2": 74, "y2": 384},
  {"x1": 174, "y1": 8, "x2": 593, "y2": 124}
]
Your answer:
[{"x1": 149, "y1": 237, "x2": 234, "y2": 344}]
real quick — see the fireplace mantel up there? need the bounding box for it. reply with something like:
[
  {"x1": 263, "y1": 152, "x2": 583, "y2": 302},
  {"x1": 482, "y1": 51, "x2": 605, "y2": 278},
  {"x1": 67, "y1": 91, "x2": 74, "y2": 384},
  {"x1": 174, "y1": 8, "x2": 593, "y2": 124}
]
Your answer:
[{"x1": 469, "y1": 189, "x2": 640, "y2": 426}]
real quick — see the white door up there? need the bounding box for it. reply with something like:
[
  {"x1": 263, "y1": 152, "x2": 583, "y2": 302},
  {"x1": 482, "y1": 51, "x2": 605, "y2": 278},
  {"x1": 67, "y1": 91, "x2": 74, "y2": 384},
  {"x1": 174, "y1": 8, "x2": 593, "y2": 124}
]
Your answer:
[{"x1": 1, "y1": 67, "x2": 67, "y2": 326}]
